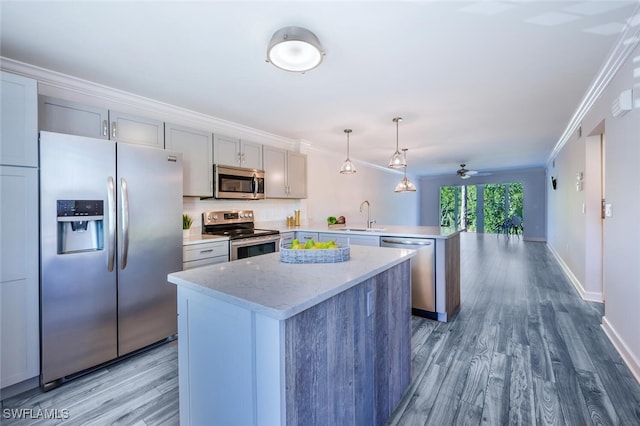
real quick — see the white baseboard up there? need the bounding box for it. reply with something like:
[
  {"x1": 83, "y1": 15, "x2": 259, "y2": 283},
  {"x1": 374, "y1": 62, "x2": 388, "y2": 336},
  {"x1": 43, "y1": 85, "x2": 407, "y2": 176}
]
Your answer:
[
  {"x1": 546, "y1": 243, "x2": 603, "y2": 302},
  {"x1": 601, "y1": 317, "x2": 640, "y2": 384}
]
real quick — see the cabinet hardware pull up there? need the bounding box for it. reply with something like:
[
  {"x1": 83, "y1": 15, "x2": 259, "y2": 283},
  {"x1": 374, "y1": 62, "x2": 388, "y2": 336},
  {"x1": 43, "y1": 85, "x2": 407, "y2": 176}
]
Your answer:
[
  {"x1": 200, "y1": 249, "x2": 214, "y2": 253},
  {"x1": 111, "y1": 122, "x2": 117, "y2": 139},
  {"x1": 102, "y1": 120, "x2": 108, "y2": 137}
]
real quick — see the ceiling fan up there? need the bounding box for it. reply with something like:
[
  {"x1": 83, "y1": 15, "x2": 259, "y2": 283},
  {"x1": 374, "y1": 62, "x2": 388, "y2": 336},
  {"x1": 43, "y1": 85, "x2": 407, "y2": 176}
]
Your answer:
[{"x1": 456, "y1": 164, "x2": 478, "y2": 179}]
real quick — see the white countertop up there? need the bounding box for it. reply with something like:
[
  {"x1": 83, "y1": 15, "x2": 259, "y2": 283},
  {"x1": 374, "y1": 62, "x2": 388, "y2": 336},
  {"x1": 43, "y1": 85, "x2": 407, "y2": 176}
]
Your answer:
[
  {"x1": 167, "y1": 245, "x2": 415, "y2": 320},
  {"x1": 182, "y1": 233, "x2": 229, "y2": 246},
  {"x1": 259, "y1": 221, "x2": 462, "y2": 240}
]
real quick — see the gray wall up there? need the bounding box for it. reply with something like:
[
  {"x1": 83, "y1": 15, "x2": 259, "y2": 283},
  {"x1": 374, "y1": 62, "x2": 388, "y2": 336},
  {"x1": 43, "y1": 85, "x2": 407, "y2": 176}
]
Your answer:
[{"x1": 419, "y1": 168, "x2": 547, "y2": 241}]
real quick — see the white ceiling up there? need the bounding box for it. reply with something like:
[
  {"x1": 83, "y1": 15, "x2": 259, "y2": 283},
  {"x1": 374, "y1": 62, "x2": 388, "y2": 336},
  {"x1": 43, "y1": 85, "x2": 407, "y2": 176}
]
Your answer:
[{"x1": 1, "y1": 1, "x2": 638, "y2": 176}]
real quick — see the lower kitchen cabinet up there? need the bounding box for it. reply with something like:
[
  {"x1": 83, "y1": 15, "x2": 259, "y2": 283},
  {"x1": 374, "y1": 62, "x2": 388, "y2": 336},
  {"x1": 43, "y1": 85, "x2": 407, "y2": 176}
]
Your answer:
[
  {"x1": 280, "y1": 231, "x2": 294, "y2": 248},
  {"x1": 319, "y1": 232, "x2": 380, "y2": 247},
  {"x1": 165, "y1": 123, "x2": 213, "y2": 197},
  {"x1": 183, "y1": 240, "x2": 229, "y2": 270},
  {"x1": 1, "y1": 166, "x2": 39, "y2": 390},
  {"x1": 294, "y1": 231, "x2": 318, "y2": 242}
]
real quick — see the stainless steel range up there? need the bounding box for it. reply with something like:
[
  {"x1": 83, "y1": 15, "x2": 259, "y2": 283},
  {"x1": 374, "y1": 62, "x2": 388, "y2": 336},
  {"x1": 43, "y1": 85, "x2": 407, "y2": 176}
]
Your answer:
[{"x1": 202, "y1": 210, "x2": 280, "y2": 260}]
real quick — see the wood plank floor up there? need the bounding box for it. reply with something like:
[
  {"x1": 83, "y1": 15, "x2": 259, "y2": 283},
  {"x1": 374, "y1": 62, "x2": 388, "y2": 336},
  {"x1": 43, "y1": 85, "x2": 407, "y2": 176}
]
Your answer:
[{"x1": 2, "y1": 233, "x2": 639, "y2": 425}]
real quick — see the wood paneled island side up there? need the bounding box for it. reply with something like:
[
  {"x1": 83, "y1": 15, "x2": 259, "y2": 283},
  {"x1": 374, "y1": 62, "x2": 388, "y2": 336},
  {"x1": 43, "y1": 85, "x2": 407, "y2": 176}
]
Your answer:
[{"x1": 167, "y1": 245, "x2": 416, "y2": 426}]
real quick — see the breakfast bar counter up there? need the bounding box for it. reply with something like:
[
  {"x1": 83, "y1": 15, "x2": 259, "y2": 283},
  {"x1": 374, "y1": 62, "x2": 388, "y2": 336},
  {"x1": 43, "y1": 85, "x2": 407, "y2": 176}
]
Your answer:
[{"x1": 168, "y1": 246, "x2": 415, "y2": 425}]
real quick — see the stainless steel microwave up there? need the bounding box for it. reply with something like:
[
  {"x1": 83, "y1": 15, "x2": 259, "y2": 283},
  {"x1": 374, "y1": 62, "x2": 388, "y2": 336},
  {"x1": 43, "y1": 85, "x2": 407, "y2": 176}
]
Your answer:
[{"x1": 213, "y1": 164, "x2": 265, "y2": 200}]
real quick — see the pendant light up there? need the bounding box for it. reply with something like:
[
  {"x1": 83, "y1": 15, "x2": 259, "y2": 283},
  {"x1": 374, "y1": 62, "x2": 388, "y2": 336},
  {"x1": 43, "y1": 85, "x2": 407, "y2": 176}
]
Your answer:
[
  {"x1": 394, "y1": 149, "x2": 416, "y2": 192},
  {"x1": 340, "y1": 129, "x2": 357, "y2": 174},
  {"x1": 388, "y1": 117, "x2": 407, "y2": 168}
]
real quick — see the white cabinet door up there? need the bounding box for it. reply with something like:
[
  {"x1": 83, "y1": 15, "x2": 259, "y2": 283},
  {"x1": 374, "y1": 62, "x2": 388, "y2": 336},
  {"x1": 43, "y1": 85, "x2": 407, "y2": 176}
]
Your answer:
[
  {"x1": 214, "y1": 135, "x2": 263, "y2": 169},
  {"x1": 166, "y1": 123, "x2": 213, "y2": 197},
  {"x1": 213, "y1": 134, "x2": 241, "y2": 167},
  {"x1": 109, "y1": 110, "x2": 164, "y2": 148},
  {"x1": 287, "y1": 151, "x2": 307, "y2": 199},
  {"x1": 1, "y1": 72, "x2": 38, "y2": 167},
  {"x1": 39, "y1": 95, "x2": 109, "y2": 140},
  {"x1": 263, "y1": 147, "x2": 307, "y2": 199},
  {"x1": 263, "y1": 146, "x2": 288, "y2": 198},
  {"x1": 241, "y1": 141, "x2": 263, "y2": 169},
  {"x1": 1, "y1": 166, "x2": 39, "y2": 389}
]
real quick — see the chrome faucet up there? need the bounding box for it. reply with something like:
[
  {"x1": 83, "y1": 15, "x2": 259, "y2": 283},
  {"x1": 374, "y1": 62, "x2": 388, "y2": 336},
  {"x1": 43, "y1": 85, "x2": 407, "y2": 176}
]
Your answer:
[{"x1": 359, "y1": 200, "x2": 376, "y2": 228}]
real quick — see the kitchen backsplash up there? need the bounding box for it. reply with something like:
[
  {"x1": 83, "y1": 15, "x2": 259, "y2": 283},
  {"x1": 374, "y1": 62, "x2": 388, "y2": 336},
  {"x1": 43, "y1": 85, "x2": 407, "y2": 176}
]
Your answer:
[{"x1": 182, "y1": 197, "x2": 306, "y2": 232}]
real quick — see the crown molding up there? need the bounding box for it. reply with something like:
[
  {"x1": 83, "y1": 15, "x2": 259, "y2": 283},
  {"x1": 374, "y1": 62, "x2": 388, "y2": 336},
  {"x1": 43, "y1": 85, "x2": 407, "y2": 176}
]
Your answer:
[
  {"x1": 0, "y1": 56, "x2": 296, "y2": 148},
  {"x1": 547, "y1": 3, "x2": 640, "y2": 164}
]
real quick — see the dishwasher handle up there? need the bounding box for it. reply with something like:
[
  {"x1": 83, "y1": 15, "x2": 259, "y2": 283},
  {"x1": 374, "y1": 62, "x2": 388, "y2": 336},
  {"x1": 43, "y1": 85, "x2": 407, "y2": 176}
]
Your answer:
[{"x1": 381, "y1": 238, "x2": 433, "y2": 246}]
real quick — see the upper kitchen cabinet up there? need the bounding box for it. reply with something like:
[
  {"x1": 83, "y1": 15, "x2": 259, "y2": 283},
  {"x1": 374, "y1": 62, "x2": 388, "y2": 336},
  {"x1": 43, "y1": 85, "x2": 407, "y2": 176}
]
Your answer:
[
  {"x1": 1, "y1": 72, "x2": 38, "y2": 167},
  {"x1": 165, "y1": 123, "x2": 213, "y2": 197},
  {"x1": 213, "y1": 134, "x2": 263, "y2": 169},
  {"x1": 39, "y1": 96, "x2": 109, "y2": 140},
  {"x1": 263, "y1": 146, "x2": 307, "y2": 199},
  {"x1": 109, "y1": 111, "x2": 164, "y2": 148},
  {"x1": 39, "y1": 96, "x2": 164, "y2": 148}
]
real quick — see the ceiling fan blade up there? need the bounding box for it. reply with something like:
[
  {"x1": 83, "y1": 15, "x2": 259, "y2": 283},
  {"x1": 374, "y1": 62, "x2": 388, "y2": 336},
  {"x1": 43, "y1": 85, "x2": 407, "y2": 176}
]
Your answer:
[{"x1": 465, "y1": 170, "x2": 478, "y2": 176}]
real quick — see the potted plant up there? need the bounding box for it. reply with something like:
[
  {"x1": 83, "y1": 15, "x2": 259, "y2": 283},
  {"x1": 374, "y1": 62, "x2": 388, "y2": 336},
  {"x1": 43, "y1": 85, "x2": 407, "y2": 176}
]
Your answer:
[{"x1": 182, "y1": 213, "x2": 193, "y2": 240}]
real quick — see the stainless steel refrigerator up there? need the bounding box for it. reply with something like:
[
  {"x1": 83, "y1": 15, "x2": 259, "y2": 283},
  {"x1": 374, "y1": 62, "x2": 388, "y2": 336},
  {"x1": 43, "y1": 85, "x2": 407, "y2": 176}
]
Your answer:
[{"x1": 39, "y1": 131, "x2": 183, "y2": 389}]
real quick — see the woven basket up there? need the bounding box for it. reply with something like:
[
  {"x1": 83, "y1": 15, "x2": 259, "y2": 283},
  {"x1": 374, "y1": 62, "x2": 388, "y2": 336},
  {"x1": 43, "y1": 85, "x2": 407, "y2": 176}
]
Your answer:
[{"x1": 279, "y1": 244, "x2": 350, "y2": 263}]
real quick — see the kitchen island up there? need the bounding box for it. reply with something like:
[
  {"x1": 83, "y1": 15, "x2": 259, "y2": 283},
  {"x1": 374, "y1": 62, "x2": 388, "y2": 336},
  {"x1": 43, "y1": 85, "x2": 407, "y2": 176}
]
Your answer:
[
  {"x1": 271, "y1": 222, "x2": 462, "y2": 322},
  {"x1": 167, "y1": 245, "x2": 416, "y2": 426}
]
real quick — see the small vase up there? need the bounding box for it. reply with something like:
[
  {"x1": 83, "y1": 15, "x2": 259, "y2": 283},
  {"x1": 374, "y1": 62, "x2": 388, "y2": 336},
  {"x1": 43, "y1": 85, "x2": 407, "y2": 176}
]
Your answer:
[{"x1": 183, "y1": 229, "x2": 190, "y2": 241}]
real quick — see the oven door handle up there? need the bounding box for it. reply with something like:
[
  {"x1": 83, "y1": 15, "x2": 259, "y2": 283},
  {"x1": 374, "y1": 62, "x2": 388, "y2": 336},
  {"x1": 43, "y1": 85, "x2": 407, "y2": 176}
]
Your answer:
[{"x1": 230, "y1": 235, "x2": 281, "y2": 248}]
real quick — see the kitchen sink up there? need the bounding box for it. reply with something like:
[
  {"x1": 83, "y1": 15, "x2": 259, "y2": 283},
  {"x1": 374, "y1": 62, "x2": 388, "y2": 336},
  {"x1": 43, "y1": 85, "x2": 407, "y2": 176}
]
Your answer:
[{"x1": 337, "y1": 227, "x2": 386, "y2": 232}]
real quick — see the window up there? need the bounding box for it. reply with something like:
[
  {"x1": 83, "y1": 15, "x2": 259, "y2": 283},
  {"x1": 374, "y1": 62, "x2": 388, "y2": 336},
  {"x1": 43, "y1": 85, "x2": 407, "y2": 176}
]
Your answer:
[{"x1": 440, "y1": 182, "x2": 523, "y2": 234}]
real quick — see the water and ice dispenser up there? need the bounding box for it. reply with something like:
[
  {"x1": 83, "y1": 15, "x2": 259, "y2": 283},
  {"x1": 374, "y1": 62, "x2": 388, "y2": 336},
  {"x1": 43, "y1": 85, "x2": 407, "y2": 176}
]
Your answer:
[{"x1": 57, "y1": 200, "x2": 104, "y2": 254}]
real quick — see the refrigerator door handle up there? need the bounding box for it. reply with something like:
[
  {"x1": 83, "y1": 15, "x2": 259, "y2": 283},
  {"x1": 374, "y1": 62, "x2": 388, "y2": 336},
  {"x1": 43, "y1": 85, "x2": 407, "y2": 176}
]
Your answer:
[
  {"x1": 107, "y1": 176, "x2": 116, "y2": 272},
  {"x1": 120, "y1": 177, "x2": 130, "y2": 269}
]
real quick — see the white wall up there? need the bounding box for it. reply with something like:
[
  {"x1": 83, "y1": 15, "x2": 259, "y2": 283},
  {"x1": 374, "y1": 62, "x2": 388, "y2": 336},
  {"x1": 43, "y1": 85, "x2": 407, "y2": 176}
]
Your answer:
[
  {"x1": 547, "y1": 43, "x2": 640, "y2": 381},
  {"x1": 305, "y1": 148, "x2": 419, "y2": 227},
  {"x1": 419, "y1": 168, "x2": 547, "y2": 241}
]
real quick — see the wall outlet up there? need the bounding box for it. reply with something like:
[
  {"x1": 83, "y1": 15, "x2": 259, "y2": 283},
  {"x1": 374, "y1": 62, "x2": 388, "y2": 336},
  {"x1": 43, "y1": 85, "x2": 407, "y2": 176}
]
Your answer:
[{"x1": 605, "y1": 203, "x2": 613, "y2": 217}]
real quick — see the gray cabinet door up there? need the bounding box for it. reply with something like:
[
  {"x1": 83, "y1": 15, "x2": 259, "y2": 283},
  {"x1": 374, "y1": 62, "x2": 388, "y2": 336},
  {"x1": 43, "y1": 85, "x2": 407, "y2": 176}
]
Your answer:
[
  {"x1": 166, "y1": 123, "x2": 213, "y2": 197},
  {"x1": 241, "y1": 141, "x2": 263, "y2": 169},
  {"x1": 109, "y1": 111, "x2": 164, "y2": 148},
  {"x1": 263, "y1": 146, "x2": 288, "y2": 198},
  {"x1": 213, "y1": 134, "x2": 241, "y2": 166},
  {"x1": 39, "y1": 95, "x2": 109, "y2": 140},
  {"x1": 287, "y1": 152, "x2": 307, "y2": 199},
  {"x1": 1, "y1": 166, "x2": 39, "y2": 388},
  {"x1": 1, "y1": 72, "x2": 38, "y2": 167}
]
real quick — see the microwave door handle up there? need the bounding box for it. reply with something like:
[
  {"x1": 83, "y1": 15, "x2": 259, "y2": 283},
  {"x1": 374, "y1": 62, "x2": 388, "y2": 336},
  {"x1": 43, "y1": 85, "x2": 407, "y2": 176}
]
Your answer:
[{"x1": 252, "y1": 173, "x2": 258, "y2": 198}]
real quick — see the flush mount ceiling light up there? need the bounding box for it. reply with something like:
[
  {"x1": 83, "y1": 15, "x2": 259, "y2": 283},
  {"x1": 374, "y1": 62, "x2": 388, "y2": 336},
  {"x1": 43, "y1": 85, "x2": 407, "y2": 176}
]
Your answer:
[
  {"x1": 394, "y1": 149, "x2": 416, "y2": 192},
  {"x1": 340, "y1": 129, "x2": 357, "y2": 174},
  {"x1": 388, "y1": 117, "x2": 407, "y2": 169},
  {"x1": 266, "y1": 27, "x2": 325, "y2": 73}
]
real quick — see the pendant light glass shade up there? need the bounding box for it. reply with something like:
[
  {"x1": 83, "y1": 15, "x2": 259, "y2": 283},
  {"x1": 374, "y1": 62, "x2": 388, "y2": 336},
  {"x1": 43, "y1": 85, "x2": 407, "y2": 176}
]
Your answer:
[
  {"x1": 394, "y1": 149, "x2": 416, "y2": 192},
  {"x1": 340, "y1": 129, "x2": 357, "y2": 174},
  {"x1": 266, "y1": 27, "x2": 325, "y2": 73},
  {"x1": 388, "y1": 117, "x2": 407, "y2": 168}
]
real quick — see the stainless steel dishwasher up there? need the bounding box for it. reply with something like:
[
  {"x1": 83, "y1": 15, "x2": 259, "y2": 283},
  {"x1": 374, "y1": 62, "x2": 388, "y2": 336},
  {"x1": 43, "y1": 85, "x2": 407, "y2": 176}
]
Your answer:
[{"x1": 380, "y1": 237, "x2": 436, "y2": 319}]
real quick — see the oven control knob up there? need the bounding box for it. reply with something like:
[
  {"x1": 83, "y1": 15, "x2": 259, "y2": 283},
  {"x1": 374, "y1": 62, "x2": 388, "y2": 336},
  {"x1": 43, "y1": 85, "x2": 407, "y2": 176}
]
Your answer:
[
  {"x1": 248, "y1": 212, "x2": 253, "y2": 218},
  {"x1": 212, "y1": 214, "x2": 218, "y2": 221}
]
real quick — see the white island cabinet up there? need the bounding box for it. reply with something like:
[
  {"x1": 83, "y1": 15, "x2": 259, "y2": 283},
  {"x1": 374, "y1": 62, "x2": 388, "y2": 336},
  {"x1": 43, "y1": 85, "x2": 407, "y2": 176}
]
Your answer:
[{"x1": 168, "y1": 245, "x2": 415, "y2": 426}]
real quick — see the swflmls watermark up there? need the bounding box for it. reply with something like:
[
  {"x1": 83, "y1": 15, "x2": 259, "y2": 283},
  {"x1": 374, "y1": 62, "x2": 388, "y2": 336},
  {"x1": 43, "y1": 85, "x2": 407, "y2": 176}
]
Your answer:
[{"x1": 2, "y1": 408, "x2": 70, "y2": 420}]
